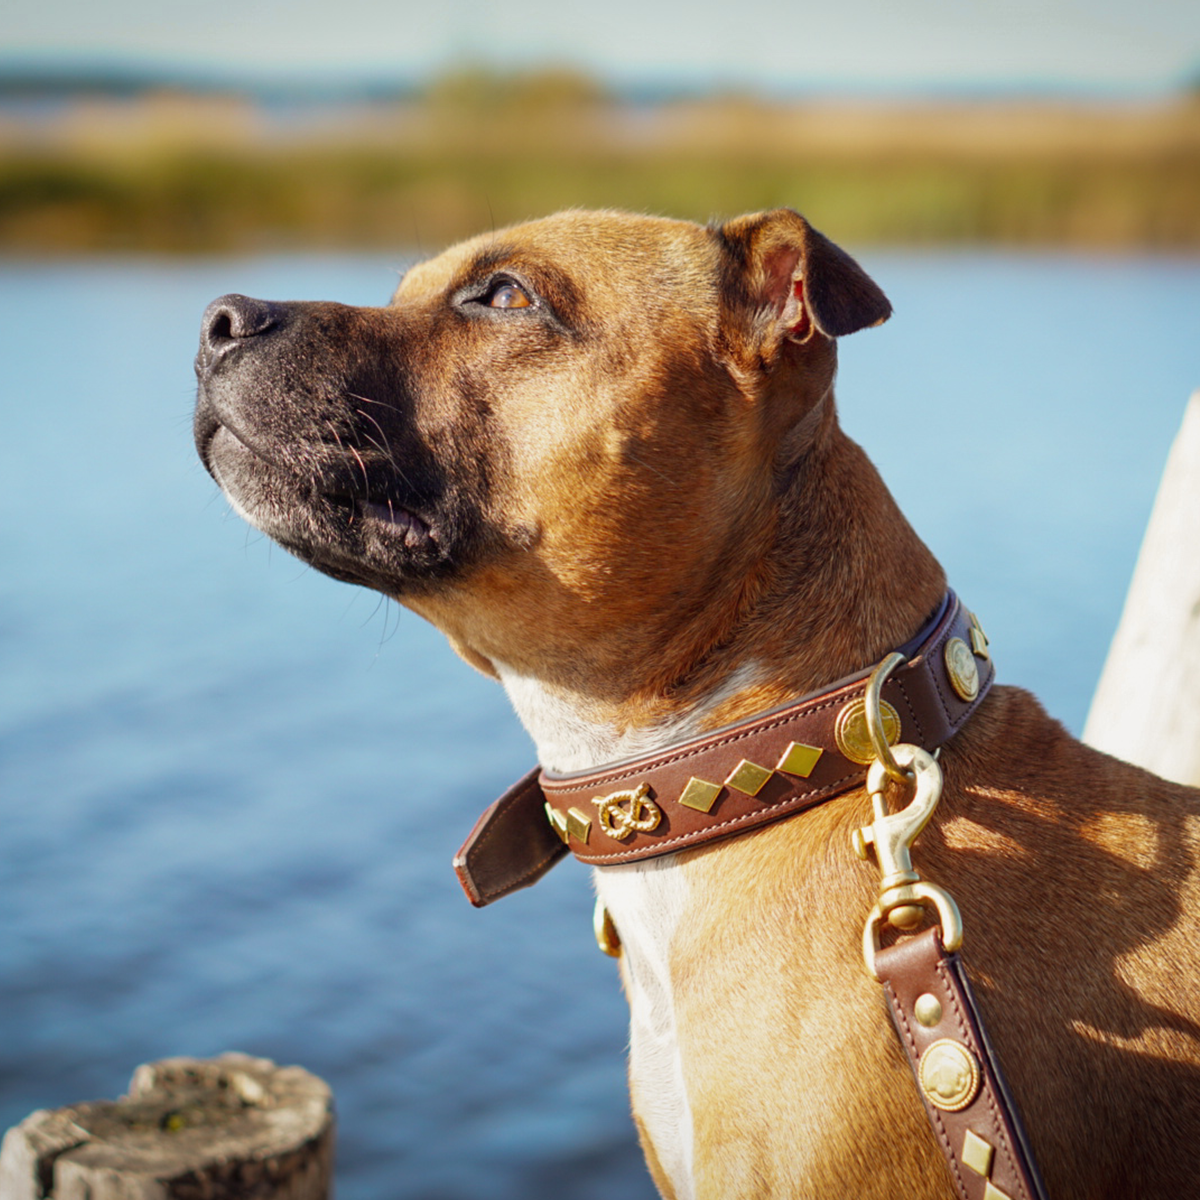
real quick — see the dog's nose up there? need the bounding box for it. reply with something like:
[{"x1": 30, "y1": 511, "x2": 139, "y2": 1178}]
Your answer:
[{"x1": 196, "y1": 294, "x2": 279, "y2": 376}]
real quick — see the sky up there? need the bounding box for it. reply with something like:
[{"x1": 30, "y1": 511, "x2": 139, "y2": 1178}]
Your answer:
[{"x1": 4, "y1": 0, "x2": 1200, "y2": 96}]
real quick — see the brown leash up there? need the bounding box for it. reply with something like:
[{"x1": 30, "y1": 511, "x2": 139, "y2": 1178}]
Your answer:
[
  {"x1": 453, "y1": 593, "x2": 1048, "y2": 1199},
  {"x1": 877, "y1": 929, "x2": 1048, "y2": 1200},
  {"x1": 853, "y1": 675, "x2": 1049, "y2": 1200}
]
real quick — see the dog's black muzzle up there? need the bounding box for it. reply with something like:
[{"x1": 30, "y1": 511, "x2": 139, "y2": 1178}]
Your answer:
[{"x1": 191, "y1": 292, "x2": 480, "y2": 593}]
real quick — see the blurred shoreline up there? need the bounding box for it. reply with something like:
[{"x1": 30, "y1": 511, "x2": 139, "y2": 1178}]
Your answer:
[{"x1": 3, "y1": 67, "x2": 1199, "y2": 253}]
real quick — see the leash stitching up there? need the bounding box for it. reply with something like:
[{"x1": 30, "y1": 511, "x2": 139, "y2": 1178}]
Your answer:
[
  {"x1": 937, "y1": 958, "x2": 1027, "y2": 1199},
  {"x1": 884, "y1": 978, "x2": 967, "y2": 1196}
]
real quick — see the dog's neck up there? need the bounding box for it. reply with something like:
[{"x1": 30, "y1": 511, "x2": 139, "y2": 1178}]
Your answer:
[
  {"x1": 493, "y1": 421, "x2": 946, "y2": 775},
  {"x1": 493, "y1": 659, "x2": 770, "y2": 774}
]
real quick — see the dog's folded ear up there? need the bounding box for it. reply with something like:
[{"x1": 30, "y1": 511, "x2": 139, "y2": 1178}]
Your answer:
[{"x1": 714, "y1": 208, "x2": 892, "y2": 360}]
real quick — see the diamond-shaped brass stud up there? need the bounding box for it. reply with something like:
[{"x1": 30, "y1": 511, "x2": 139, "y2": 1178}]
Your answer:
[
  {"x1": 724, "y1": 760, "x2": 772, "y2": 796},
  {"x1": 962, "y1": 1130, "x2": 994, "y2": 1178},
  {"x1": 983, "y1": 1183, "x2": 1013, "y2": 1200},
  {"x1": 566, "y1": 807, "x2": 592, "y2": 843},
  {"x1": 969, "y1": 611, "x2": 990, "y2": 659},
  {"x1": 545, "y1": 803, "x2": 569, "y2": 844},
  {"x1": 678, "y1": 777, "x2": 722, "y2": 813},
  {"x1": 776, "y1": 741, "x2": 823, "y2": 778}
]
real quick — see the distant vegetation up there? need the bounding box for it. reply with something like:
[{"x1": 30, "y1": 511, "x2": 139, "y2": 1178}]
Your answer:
[{"x1": 1, "y1": 65, "x2": 1198, "y2": 253}]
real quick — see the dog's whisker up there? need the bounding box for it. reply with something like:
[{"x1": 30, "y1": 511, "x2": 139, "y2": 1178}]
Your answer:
[
  {"x1": 350, "y1": 405, "x2": 420, "y2": 494},
  {"x1": 346, "y1": 391, "x2": 399, "y2": 412},
  {"x1": 623, "y1": 449, "x2": 677, "y2": 488},
  {"x1": 348, "y1": 445, "x2": 370, "y2": 496}
]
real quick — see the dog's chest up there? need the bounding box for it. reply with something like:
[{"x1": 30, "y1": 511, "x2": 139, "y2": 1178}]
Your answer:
[{"x1": 594, "y1": 859, "x2": 697, "y2": 1200}]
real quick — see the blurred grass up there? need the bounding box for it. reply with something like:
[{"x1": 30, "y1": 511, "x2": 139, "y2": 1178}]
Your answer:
[{"x1": 2, "y1": 67, "x2": 1199, "y2": 253}]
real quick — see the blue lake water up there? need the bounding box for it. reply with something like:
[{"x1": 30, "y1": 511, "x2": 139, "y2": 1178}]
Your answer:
[{"x1": 0, "y1": 246, "x2": 1197, "y2": 1198}]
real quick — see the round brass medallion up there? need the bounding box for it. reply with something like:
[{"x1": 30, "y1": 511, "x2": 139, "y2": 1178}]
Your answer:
[
  {"x1": 918, "y1": 1039, "x2": 981, "y2": 1112},
  {"x1": 944, "y1": 637, "x2": 980, "y2": 702},
  {"x1": 835, "y1": 697, "x2": 900, "y2": 765}
]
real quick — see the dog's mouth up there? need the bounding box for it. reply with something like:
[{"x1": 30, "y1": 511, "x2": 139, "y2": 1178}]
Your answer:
[
  {"x1": 191, "y1": 291, "x2": 493, "y2": 594},
  {"x1": 325, "y1": 493, "x2": 433, "y2": 550},
  {"x1": 198, "y1": 409, "x2": 455, "y2": 591}
]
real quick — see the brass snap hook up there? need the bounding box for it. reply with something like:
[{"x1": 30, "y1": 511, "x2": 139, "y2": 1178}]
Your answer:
[{"x1": 854, "y1": 743, "x2": 963, "y2": 979}]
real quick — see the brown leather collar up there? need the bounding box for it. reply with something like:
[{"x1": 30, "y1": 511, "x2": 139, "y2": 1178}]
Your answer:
[{"x1": 454, "y1": 592, "x2": 993, "y2": 906}]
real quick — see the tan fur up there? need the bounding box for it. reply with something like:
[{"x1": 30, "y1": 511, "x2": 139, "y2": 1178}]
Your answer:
[
  {"x1": 398, "y1": 213, "x2": 1200, "y2": 1195},
  {"x1": 198, "y1": 207, "x2": 1200, "y2": 1197}
]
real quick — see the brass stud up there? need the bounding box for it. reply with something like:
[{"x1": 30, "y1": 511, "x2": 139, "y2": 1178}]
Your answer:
[
  {"x1": 593, "y1": 898, "x2": 621, "y2": 958},
  {"x1": 545, "y1": 803, "x2": 569, "y2": 844},
  {"x1": 969, "y1": 611, "x2": 990, "y2": 660},
  {"x1": 678, "y1": 777, "x2": 723, "y2": 813},
  {"x1": 724, "y1": 760, "x2": 773, "y2": 796},
  {"x1": 835, "y1": 697, "x2": 900, "y2": 765},
  {"x1": 984, "y1": 1183, "x2": 1013, "y2": 1200},
  {"x1": 962, "y1": 1130, "x2": 995, "y2": 1178},
  {"x1": 918, "y1": 1039, "x2": 981, "y2": 1112},
  {"x1": 945, "y1": 637, "x2": 980, "y2": 702},
  {"x1": 566, "y1": 807, "x2": 592, "y2": 843},
  {"x1": 914, "y1": 993, "x2": 943, "y2": 1027},
  {"x1": 776, "y1": 741, "x2": 823, "y2": 778}
]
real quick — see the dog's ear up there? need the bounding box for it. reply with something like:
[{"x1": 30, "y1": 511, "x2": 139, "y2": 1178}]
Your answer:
[{"x1": 715, "y1": 208, "x2": 891, "y2": 356}]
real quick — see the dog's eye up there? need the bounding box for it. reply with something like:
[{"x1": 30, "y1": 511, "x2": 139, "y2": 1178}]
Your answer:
[{"x1": 488, "y1": 282, "x2": 532, "y2": 310}]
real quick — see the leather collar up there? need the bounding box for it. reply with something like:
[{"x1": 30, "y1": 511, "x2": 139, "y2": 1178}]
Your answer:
[{"x1": 454, "y1": 592, "x2": 993, "y2": 906}]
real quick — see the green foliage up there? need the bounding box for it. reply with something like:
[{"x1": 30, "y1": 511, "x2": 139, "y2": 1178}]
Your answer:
[{"x1": 2, "y1": 76, "x2": 1198, "y2": 253}]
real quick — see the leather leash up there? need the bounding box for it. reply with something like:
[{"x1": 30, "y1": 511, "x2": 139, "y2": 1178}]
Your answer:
[
  {"x1": 877, "y1": 929, "x2": 1048, "y2": 1200},
  {"x1": 452, "y1": 592, "x2": 1048, "y2": 1199}
]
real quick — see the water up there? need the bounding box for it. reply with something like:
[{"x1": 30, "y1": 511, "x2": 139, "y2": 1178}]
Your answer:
[{"x1": 0, "y1": 247, "x2": 1197, "y2": 1198}]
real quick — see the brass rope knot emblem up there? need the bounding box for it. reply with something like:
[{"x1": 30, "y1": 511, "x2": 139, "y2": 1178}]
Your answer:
[{"x1": 593, "y1": 783, "x2": 661, "y2": 841}]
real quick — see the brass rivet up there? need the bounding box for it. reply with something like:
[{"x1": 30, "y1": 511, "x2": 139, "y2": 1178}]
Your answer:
[
  {"x1": 914, "y1": 993, "x2": 943, "y2": 1027},
  {"x1": 593, "y1": 784, "x2": 661, "y2": 841},
  {"x1": 724, "y1": 760, "x2": 773, "y2": 796},
  {"x1": 593, "y1": 898, "x2": 621, "y2": 958},
  {"x1": 835, "y1": 697, "x2": 900, "y2": 765},
  {"x1": 983, "y1": 1183, "x2": 1013, "y2": 1200},
  {"x1": 918, "y1": 1039, "x2": 981, "y2": 1112},
  {"x1": 566, "y1": 807, "x2": 592, "y2": 843},
  {"x1": 945, "y1": 637, "x2": 980, "y2": 702},
  {"x1": 776, "y1": 741, "x2": 823, "y2": 778},
  {"x1": 545, "y1": 803, "x2": 569, "y2": 844},
  {"x1": 678, "y1": 777, "x2": 722, "y2": 813},
  {"x1": 962, "y1": 1129, "x2": 995, "y2": 1178}
]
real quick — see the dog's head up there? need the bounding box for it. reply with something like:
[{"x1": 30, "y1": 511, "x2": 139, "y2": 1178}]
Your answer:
[{"x1": 194, "y1": 208, "x2": 890, "y2": 683}]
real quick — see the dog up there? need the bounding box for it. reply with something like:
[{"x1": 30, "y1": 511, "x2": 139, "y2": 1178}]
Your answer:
[{"x1": 194, "y1": 208, "x2": 1200, "y2": 1199}]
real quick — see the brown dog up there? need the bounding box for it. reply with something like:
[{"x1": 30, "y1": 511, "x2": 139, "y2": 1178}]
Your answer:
[{"x1": 194, "y1": 209, "x2": 1200, "y2": 1199}]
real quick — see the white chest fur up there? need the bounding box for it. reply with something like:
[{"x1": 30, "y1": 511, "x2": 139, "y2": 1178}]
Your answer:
[
  {"x1": 492, "y1": 665, "x2": 765, "y2": 1199},
  {"x1": 594, "y1": 857, "x2": 696, "y2": 1200}
]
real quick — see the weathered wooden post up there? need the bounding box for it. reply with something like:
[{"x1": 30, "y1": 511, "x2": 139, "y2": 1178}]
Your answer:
[
  {"x1": 1084, "y1": 390, "x2": 1200, "y2": 785},
  {"x1": 0, "y1": 1053, "x2": 334, "y2": 1200}
]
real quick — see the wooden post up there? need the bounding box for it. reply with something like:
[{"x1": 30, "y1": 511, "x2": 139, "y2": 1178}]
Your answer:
[
  {"x1": 1083, "y1": 390, "x2": 1200, "y2": 785},
  {"x1": 0, "y1": 1053, "x2": 334, "y2": 1200}
]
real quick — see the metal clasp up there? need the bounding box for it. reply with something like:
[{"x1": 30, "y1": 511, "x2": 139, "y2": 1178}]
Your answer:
[{"x1": 853, "y1": 655, "x2": 963, "y2": 979}]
